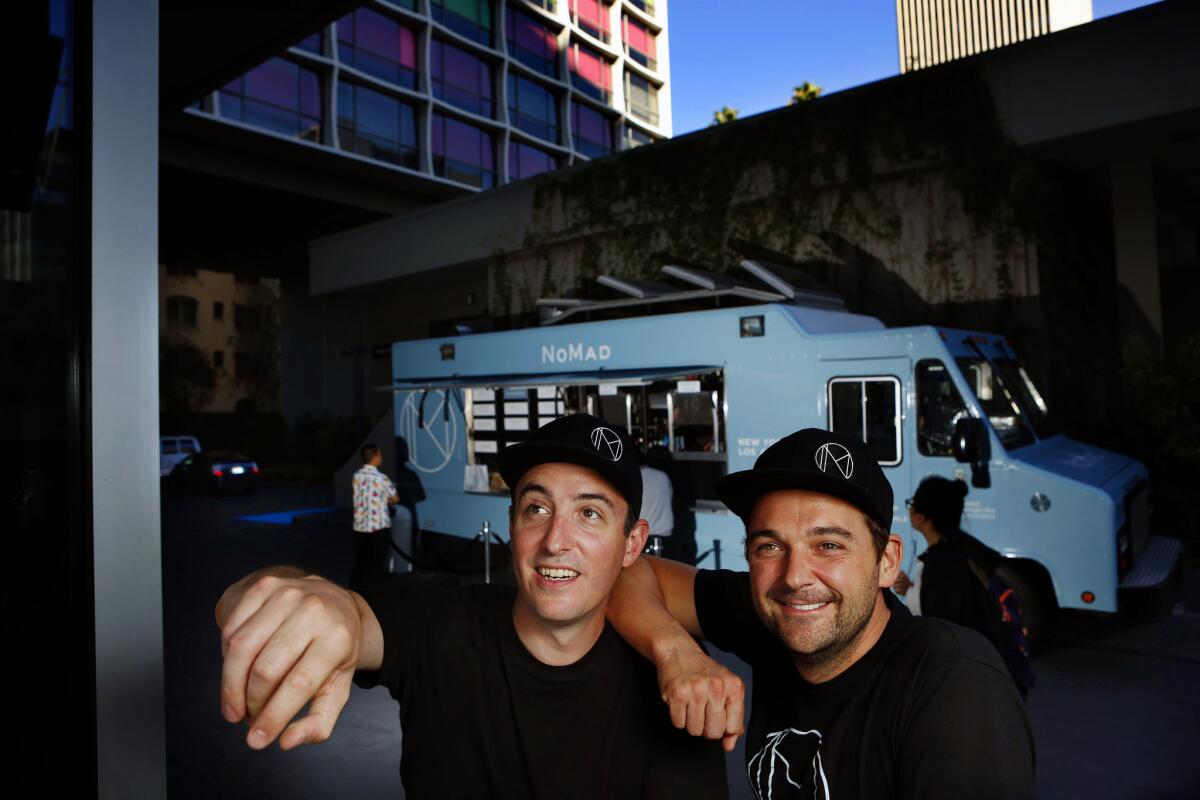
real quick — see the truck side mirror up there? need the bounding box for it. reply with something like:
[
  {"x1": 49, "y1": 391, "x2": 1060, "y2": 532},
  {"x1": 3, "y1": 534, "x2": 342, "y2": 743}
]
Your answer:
[{"x1": 953, "y1": 417, "x2": 992, "y2": 488}]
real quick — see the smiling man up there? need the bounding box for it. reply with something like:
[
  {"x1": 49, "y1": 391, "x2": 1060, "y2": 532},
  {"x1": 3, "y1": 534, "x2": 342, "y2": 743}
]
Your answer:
[
  {"x1": 609, "y1": 429, "x2": 1034, "y2": 799},
  {"x1": 214, "y1": 413, "x2": 727, "y2": 799}
]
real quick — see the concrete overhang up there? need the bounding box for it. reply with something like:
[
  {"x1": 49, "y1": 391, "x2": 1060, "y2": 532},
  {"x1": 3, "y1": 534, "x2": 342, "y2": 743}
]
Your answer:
[{"x1": 160, "y1": 1, "x2": 361, "y2": 111}]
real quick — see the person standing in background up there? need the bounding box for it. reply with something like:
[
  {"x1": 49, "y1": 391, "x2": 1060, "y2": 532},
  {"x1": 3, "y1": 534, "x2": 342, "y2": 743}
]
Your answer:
[
  {"x1": 639, "y1": 448, "x2": 674, "y2": 557},
  {"x1": 351, "y1": 443, "x2": 398, "y2": 589}
]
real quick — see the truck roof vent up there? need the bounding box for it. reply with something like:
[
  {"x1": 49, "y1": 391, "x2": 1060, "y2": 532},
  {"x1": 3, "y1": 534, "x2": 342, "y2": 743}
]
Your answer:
[{"x1": 738, "y1": 259, "x2": 846, "y2": 309}]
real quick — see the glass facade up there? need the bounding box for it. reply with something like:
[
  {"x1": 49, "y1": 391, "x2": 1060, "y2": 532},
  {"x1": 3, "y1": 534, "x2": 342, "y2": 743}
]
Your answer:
[
  {"x1": 569, "y1": 42, "x2": 611, "y2": 102},
  {"x1": 624, "y1": 70, "x2": 658, "y2": 125},
  {"x1": 337, "y1": 81, "x2": 421, "y2": 168},
  {"x1": 505, "y1": 8, "x2": 558, "y2": 78},
  {"x1": 432, "y1": 113, "x2": 497, "y2": 188},
  {"x1": 507, "y1": 74, "x2": 560, "y2": 143},
  {"x1": 622, "y1": 14, "x2": 656, "y2": 70},
  {"x1": 508, "y1": 141, "x2": 560, "y2": 180},
  {"x1": 431, "y1": 40, "x2": 495, "y2": 117},
  {"x1": 200, "y1": 1, "x2": 668, "y2": 189},
  {"x1": 431, "y1": 0, "x2": 494, "y2": 46},
  {"x1": 337, "y1": 7, "x2": 419, "y2": 89},
  {"x1": 219, "y1": 58, "x2": 323, "y2": 142},
  {"x1": 571, "y1": 101, "x2": 613, "y2": 158},
  {"x1": 570, "y1": 0, "x2": 609, "y2": 42}
]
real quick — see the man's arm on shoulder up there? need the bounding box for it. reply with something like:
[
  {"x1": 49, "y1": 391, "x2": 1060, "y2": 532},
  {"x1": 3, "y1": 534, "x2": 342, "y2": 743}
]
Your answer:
[
  {"x1": 899, "y1": 649, "x2": 1035, "y2": 799},
  {"x1": 215, "y1": 566, "x2": 384, "y2": 751},
  {"x1": 609, "y1": 557, "x2": 744, "y2": 751}
]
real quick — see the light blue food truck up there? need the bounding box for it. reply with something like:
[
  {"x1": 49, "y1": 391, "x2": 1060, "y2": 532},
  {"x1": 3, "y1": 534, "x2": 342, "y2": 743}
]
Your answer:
[{"x1": 388, "y1": 262, "x2": 1181, "y2": 640}]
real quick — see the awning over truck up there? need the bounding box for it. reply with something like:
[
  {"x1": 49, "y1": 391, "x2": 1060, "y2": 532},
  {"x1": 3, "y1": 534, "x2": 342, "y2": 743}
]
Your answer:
[{"x1": 382, "y1": 365, "x2": 721, "y2": 392}]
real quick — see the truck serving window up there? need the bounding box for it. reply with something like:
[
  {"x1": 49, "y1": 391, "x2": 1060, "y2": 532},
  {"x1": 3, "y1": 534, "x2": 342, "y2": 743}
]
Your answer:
[
  {"x1": 956, "y1": 358, "x2": 1035, "y2": 450},
  {"x1": 916, "y1": 360, "x2": 968, "y2": 457},
  {"x1": 826, "y1": 376, "x2": 902, "y2": 466}
]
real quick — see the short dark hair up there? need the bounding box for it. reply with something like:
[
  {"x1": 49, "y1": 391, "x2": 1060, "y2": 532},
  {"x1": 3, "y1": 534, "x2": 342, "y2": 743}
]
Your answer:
[{"x1": 361, "y1": 443, "x2": 380, "y2": 464}]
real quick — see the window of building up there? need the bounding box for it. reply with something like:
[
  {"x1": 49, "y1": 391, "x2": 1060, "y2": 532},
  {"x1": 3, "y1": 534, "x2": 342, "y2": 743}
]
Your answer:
[
  {"x1": 624, "y1": 71, "x2": 658, "y2": 125},
  {"x1": 622, "y1": 14, "x2": 656, "y2": 70},
  {"x1": 570, "y1": 101, "x2": 613, "y2": 158},
  {"x1": 507, "y1": 75, "x2": 560, "y2": 143},
  {"x1": 626, "y1": 126, "x2": 653, "y2": 148},
  {"x1": 505, "y1": 8, "x2": 558, "y2": 78},
  {"x1": 294, "y1": 31, "x2": 322, "y2": 54},
  {"x1": 234, "y1": 352, "x2": 261, "y2": 381},
  {"x1": 213, "y1": 301, "x2": 224, "y2": 320},
  {"x1": 569, "y1": 43, "x2": 611, "y2": 103},
  {"x1": 432, "y1": 114, "x2": 496, "y2": 189},
  {"x1": 430, "y1": 0, "x2": 493, "y2": 46},
  {"x1": 233, "y1": 304, "x2": 262, "y2": 332},
  {"x1": 431, "y1": 40, "x2": 495, "y2": 118},
  {"x1": 166, "y1": 296, "x2": 198, "y2": 328},
  {"x1": 337, "y1": 7, "x2": 418, "y2": 89},
  {"x1": 628, "y1": 0, "x2": 655, "y2": 16},
  {"x1": 570, "y1": 0, "x2": 610, "y2": 42},
  {"x1": 213, "y1": 350, "x2": 225, "y2": 370},
  {"x1": 219, "y1": 58, "x2": 322, "y2": 143},
  {"x1": 337, "y1": 81, "x2": 420, "y2": 168},
  {"x1": 508, "y1": 141, "x2": 559, "y2": 181},
  {"x1": 165, "y1": 264, "x2": 196, "y2": 277},
  {"x1": 827, "y1": 376, "x2": 902, "y2": 466}
]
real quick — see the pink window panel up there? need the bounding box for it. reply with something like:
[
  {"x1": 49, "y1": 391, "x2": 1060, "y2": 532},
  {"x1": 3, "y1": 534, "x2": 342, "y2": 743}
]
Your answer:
[
  {"x1": 570, "y1": 45, "x2": 610, "y2": 90},
  {"x1": 572, "y1": 0, "x2": 609, "y2": 35},
  {"x1": 435, "y1": 115, "x2": 495, "y2": 170},
  {"x1": 623, "y1": 17, "x2": 654, "y2": 58},
  {"x1": 399, "y1": 26, "x2": 417, "y2": 69}
]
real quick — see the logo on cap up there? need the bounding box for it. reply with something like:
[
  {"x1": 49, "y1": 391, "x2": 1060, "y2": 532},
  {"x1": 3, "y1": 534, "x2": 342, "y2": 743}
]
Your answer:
[
  {"x1": 814, "y1": 442, "x2": 854, "y2": 479},
  {"x1": 590, "y1": 426, "x2": 624, "y2": 462}
]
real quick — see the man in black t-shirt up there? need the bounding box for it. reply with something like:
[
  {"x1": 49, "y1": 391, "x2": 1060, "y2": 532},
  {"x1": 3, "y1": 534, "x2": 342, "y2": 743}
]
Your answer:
[
  {"x1": 215, "y1": 414, "x2": 727, "y2": 799},
  {"x1": 609, "y1": 429, "x2": 1034, "y2": 799}
]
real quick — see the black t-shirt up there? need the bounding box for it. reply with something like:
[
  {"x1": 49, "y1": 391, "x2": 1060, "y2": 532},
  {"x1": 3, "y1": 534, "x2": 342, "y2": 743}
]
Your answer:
[
  {"x1": 695, "y1": 569, "x2": 1034, "y2": 800},
  {"x1": 354, "y1": 576, "x2": 728, "y2": 799}
]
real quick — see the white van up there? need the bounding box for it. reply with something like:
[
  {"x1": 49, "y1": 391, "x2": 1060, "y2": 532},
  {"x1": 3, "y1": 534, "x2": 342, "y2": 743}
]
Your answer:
[{"x1": 160, "y1": 435, "x2": 201, "y2": 477}]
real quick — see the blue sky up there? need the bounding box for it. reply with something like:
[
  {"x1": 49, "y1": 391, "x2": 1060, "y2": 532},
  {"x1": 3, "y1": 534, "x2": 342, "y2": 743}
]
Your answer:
[{"x1": 667, "y1": 0, "x2": 1163, "y2": 135}]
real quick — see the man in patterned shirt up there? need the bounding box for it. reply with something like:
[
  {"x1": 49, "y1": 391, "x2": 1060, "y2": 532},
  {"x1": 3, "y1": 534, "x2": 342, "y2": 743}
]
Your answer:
[{"x1": 351, "y1": 443, "x2": 399, "y2": 589}]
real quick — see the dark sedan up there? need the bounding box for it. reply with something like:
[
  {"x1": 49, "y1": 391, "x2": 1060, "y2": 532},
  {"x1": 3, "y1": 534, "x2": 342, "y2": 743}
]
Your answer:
[{"x1": 167, "y1": 451, "x2": 261, "y2": 494}]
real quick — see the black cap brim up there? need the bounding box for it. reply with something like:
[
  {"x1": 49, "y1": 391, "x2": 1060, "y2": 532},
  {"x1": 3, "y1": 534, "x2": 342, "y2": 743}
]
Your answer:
[
  {"x1": 716, "y1": 467, "x2": 891, "y2": 529},
  {"x1": 498, "y1": 440, "x2": 641, "y2": 514}
]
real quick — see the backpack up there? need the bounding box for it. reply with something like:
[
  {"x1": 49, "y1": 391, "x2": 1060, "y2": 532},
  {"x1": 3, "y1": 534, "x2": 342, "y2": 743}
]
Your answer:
[{"x1": 966, "y1": 559, "x2": 1036, "y2": 698}]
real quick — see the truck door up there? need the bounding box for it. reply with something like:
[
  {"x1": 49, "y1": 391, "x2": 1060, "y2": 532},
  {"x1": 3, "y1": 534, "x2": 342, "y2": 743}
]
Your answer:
[{"x1": 821, "y1": 362, "x2": 912, "y2": 547}]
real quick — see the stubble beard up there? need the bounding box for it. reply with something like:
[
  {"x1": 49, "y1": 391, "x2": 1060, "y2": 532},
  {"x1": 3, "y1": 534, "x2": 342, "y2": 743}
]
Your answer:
[{"x1": 760, "y1": 563, "x2": 881, "y2": 673}]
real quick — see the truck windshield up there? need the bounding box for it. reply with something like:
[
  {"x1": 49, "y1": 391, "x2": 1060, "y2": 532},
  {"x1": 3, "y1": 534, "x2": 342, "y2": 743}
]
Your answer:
[
  {"x1": 955, "y1": 357, "x2": 1037, "y2": 450},
  {"x1": 993, "y1": 358, "x2": 1059, "y2": 438}
]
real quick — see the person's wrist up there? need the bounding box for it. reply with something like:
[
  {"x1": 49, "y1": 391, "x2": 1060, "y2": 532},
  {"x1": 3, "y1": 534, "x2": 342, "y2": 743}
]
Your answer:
[{"x1": 649, "y1": 630, "x2": 701, "y2": 668}]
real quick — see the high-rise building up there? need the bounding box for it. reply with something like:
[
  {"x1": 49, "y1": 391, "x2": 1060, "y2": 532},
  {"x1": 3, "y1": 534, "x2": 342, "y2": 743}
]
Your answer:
[
  {"x1": 186, "y1": 0, "x2": 671, "y2": 191},
  {"x1": 897, "y1": 0, "x2": 1093, "y2": 72}
]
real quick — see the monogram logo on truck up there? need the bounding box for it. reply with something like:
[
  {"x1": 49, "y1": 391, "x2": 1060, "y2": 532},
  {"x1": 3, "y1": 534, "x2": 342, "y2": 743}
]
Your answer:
[{"x1": 815, "y1": 442, "x2": 854, "y2": 479}]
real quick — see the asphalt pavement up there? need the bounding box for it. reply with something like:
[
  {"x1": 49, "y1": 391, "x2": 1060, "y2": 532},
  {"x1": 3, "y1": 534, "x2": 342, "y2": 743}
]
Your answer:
[{"x1": 164, "y1": 484, "x2": 1200, "y2": 799}]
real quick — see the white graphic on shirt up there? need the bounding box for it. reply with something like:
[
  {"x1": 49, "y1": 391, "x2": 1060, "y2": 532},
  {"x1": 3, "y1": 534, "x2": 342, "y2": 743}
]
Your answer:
[{"x1": 747, "y1": 728, "x2": 829, "y2": 800}]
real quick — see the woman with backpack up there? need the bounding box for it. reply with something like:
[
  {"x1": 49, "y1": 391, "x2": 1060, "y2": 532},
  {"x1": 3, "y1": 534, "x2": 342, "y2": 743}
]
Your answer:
[{"x1": 896, "y1": 476, "x2": 1034, "y2": 699}]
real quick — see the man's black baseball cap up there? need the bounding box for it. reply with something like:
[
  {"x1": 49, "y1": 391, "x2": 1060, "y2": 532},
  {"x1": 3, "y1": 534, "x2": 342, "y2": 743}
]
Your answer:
[
  {"x1": 498, "y1": 413, "x2": 643, "y2": 516},
  {"x1": 715, "y1": 429, "x2": 894, "y2": 530}
]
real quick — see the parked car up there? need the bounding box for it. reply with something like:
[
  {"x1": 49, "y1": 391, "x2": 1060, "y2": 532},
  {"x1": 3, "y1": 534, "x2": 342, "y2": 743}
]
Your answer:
[
  {"x1": 160, "y1": 435, "x2": 201, "y2": 477},
  {"x1": 167, "y1": 451, "x2": 260, "y2": 494}
]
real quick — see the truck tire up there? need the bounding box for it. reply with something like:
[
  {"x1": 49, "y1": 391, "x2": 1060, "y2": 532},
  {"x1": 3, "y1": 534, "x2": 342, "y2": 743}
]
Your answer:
[{"x1": 995, "y1": 563, "x2": 1043, "y2": 647}]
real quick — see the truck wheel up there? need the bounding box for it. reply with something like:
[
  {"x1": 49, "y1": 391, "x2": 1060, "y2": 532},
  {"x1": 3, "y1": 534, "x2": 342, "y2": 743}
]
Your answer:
[{"x1": 995, "y1": 563, "x2": 1043, "y2": 647}]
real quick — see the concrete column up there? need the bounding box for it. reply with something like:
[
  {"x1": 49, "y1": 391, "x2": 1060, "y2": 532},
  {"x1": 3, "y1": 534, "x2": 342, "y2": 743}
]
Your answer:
[
  {"x1": 1111, "y1": 160, "x2": 1163, "y2": 353},
  {"x1": 92, "y1": 0, "x2": 166, "y2": 796}
]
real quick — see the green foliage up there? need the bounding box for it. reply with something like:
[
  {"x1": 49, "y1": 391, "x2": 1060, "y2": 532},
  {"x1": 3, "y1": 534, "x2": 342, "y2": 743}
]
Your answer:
[
  {"x1": 790, "y1": 81, "x2": 823, "y2": 103},
  {"x1": 712, "y1": 106, "x2": 739, "y2": 125}
]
